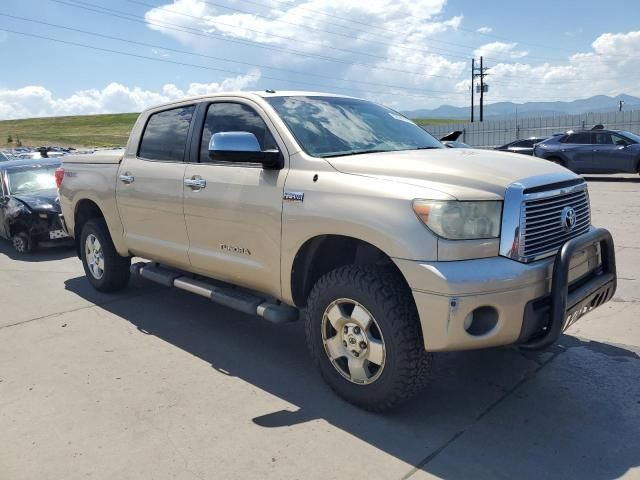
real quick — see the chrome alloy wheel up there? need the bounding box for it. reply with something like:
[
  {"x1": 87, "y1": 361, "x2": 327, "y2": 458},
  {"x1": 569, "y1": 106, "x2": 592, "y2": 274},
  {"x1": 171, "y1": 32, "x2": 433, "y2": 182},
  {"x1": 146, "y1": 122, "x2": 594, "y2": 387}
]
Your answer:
[
  {"x1": 321, "y1": 298, "x2": 386, "y2": 385},
  {"x1": 85, "y1": 234, "x2": 105, "y2": 280}
]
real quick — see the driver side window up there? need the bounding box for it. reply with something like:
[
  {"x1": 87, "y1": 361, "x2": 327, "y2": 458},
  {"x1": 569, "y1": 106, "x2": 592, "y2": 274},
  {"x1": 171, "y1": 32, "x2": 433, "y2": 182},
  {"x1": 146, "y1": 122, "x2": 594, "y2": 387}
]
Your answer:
[{"x1": 199, "y1": 102, "x2": 278, "y2": 163}]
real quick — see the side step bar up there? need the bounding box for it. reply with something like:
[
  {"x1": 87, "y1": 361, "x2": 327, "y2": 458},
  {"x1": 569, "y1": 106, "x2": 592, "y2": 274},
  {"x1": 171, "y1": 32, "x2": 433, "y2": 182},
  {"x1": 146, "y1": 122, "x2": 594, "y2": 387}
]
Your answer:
[{"x1": 131, "y1": 262, "x2": 299, "y2": 324}]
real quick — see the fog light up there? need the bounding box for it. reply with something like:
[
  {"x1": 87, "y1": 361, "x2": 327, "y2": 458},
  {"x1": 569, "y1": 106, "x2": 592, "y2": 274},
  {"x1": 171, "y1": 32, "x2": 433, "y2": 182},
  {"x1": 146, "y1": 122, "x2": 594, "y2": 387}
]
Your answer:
[{"x1": 464, "y1": 306, "x2": 499, "y2": 336}]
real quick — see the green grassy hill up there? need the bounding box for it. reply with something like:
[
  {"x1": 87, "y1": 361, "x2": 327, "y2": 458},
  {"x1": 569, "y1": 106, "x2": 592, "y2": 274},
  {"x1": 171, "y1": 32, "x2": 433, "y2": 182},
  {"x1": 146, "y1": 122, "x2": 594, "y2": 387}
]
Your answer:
[
  {"x1": 0, "y1": 113, "x2": 139, "y2": 148},
  {"x1": 412, "y1": 118, "x2": 459, "y2": 126},
  {"x1": 0, "y1": 112, "x2": 457, "y2": 149}
]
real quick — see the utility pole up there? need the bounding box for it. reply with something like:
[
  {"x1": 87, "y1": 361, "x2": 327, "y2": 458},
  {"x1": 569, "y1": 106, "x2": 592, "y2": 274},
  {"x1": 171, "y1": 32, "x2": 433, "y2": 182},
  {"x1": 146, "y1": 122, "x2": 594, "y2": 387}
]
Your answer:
[
  {"x1": 471, "y1": 56, "x2": 490, "y2": 122},
  {"x1": 480, "y1": 56, "x2": 485, "y2": 121},
  {"x1": 471, "y1": 58, "x2": 475, "y2": 122},
  {"x1": 619, "y1": 100, "x2": 624, "y2": 112}
]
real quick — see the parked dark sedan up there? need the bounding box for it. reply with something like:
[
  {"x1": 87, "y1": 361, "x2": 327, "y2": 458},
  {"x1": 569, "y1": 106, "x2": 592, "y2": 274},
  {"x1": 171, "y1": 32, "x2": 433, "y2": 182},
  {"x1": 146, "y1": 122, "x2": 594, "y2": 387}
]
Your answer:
[
  {"x1": 0, "y1": 159, "x2": 69, "y2": 253},
  {"x1": 439, "y1": 131, "x2": 472, "y2": 148},
  {"x1": 533, "y1": 129, "x2": 640, "y2": 174},
  {"x1": 495, "y1": 137, "x2": 548, "y2": 155}
]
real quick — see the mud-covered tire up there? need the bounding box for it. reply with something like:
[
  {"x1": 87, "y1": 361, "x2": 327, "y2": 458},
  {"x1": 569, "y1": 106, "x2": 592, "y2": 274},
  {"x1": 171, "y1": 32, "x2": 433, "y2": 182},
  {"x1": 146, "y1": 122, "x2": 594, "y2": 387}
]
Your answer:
[
  {"x1": 80, "y1": 218, "x2": 130, "y2": 292},
  {"x1": 305, "y1": 265, "x2": 432, "y2": 412},
  {"x1": 12, "y1": 232, "x2": 34, "y2": 254}
]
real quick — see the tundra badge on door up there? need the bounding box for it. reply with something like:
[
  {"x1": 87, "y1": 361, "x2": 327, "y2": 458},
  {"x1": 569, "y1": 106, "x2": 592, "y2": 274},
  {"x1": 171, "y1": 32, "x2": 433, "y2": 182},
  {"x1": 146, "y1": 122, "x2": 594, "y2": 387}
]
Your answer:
[{"x1": 283, "y1": 191, "x2": 304, "y2": 202}]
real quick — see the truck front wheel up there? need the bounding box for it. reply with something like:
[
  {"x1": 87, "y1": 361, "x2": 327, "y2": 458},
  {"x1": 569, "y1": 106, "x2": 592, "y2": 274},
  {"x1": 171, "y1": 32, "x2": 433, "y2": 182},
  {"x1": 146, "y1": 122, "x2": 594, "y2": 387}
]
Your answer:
[
  {"x1": 80, "y1": 218, "x2": 131, "y2": 292},
  {"x1": 304, "y1": 265, "x2": 432, "y2": 412}
]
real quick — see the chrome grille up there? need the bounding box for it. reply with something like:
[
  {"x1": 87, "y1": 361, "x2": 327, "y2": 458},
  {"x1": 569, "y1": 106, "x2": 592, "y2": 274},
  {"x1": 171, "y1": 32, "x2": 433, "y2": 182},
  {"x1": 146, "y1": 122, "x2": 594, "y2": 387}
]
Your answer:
[{"x1": 519, "y1": 183, "x2": 591, "y2": 260}]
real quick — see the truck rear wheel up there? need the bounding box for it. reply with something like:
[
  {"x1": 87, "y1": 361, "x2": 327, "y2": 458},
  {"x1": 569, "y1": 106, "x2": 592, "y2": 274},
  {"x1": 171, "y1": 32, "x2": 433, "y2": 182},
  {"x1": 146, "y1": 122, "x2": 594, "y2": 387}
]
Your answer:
[
  {"x1": 304, "y1": 265, "x2": 432, "y2": 412},
  {"x1": 80, "y1": 218, "x2": 131, "y2": 292}
]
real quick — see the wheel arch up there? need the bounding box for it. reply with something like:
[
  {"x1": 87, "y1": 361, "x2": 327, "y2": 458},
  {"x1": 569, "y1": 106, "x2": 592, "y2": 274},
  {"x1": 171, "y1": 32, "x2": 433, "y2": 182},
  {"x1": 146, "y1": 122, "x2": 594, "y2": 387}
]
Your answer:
[
  {"x1": 74, "y1": 199, "x2": 106, "y2": 258},
  {"x1": 289, "y1": 234, "x2": 412, "y2": 309}
]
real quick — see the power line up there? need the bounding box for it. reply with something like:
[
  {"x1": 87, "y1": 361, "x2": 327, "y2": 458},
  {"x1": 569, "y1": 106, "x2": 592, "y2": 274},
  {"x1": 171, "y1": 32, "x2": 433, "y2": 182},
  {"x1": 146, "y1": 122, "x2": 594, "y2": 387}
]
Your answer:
[
  {"x1": 127, "y1": 0, "x2": 630, "y2": 82},
  {"x1": 0, "y1": 27, "x2": 475, "y2": 100},
  {"x1": 81, "y1": 0, "x2": 471, "y2": 70},
  {"x1": 135, "y1": 0, "x2": 600, "y2": 69},
  {"x1": 53, "y1": 0, "x2": 597, "y2": 91},
  {"x1": 0, "y1": 12, "x2": 468, "y2": 96},
  {"x1": 189, "y1": 0, "x2": 638, "y2": 65},
  {"x1": 52, "y1": 0, "x2": 469, "y2": 81}
]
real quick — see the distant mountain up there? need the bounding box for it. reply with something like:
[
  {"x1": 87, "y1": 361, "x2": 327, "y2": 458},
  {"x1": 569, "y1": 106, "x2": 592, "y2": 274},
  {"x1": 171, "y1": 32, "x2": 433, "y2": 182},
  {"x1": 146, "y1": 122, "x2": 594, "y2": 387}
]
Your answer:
[{"x1": 404, "y1": 94, "x2": 640, "y2": 120}]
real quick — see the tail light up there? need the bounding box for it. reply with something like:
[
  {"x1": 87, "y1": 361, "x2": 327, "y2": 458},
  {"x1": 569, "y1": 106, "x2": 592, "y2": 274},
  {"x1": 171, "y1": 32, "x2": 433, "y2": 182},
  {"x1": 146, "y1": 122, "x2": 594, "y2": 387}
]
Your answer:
[{"x1": 55, "y1": 167, "x2": 65, "y2": 188}]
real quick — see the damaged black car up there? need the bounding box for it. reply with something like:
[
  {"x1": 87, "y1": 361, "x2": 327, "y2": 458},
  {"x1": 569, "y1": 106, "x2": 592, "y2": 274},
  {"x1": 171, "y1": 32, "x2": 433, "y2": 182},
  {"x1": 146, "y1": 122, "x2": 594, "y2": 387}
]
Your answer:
[{"x1": 0, "y1": 159, "x2": 69, "y2": 253}]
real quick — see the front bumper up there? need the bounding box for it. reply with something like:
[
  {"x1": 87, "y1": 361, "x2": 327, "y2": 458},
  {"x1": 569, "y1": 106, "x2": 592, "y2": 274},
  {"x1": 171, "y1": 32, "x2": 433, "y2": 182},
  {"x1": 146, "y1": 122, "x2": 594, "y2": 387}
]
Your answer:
[
  {"x1": 28, "y1": 212, "x2": 70, "y2": 242},
  {"x1": 393, "y1": 227, "x2": 616, "y2": 352}
]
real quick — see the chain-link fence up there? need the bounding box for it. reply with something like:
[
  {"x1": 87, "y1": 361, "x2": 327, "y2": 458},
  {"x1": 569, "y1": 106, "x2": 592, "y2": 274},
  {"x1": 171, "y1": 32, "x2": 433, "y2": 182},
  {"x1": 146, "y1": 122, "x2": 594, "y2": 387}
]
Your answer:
[{"x1": 424, "y1": 110, "x2": 640, "y2": 148}]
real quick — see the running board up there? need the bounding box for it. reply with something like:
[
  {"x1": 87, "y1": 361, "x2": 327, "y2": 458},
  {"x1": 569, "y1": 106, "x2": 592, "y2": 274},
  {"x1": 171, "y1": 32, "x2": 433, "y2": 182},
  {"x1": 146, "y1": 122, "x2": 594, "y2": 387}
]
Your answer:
[{"x1": 131, "y1": 262, "x2": 299, "y2": 324}]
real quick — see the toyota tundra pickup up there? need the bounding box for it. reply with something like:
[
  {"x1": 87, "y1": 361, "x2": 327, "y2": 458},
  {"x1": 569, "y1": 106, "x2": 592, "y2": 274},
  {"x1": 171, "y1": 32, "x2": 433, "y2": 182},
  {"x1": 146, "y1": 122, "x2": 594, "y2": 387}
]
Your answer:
[{"x1": 57, "y1": 92, "x2": 617, "y2": 411}]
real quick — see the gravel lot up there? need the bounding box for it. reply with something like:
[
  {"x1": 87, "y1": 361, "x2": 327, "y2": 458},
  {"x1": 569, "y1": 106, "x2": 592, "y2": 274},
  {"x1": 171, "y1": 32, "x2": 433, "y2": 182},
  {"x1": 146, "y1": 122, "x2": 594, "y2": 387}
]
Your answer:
[{"x1": 1, "y1": 175, "x2": 639, "y2": 480}]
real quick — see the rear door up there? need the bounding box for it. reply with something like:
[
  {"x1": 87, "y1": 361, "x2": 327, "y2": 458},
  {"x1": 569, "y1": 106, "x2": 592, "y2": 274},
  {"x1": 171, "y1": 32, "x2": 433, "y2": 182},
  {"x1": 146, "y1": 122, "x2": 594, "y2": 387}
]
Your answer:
[
  {"x1": 115, "y1": 104, "x2": 196, "y2": 268},
  {"x1": 182, "y1": 100, "x2": 288, "y2": 298},
  {"x1": 560, "y1": 132, "x2": 594, "y2": 172}
]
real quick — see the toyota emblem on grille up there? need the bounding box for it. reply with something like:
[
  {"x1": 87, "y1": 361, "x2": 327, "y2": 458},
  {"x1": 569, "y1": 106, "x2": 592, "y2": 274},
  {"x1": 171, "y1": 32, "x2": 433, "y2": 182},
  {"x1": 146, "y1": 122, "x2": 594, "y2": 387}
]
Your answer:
[{"x1": 561, "y1": 206, "x2": 577, "y2": 232}]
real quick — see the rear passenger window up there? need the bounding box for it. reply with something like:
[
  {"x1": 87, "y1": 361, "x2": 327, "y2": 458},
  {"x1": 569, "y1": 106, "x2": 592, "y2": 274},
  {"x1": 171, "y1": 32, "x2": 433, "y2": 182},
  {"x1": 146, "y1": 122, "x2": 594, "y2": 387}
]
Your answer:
[
  {"x1": 563, "y1": 133, "x2": 592, "y2": 144},
  {"x1": 139, "y1": 105, "x2": 195, "y2": 161},
  {"x1": 200, "y1": 102, "x2": 277, "y2": 163}
]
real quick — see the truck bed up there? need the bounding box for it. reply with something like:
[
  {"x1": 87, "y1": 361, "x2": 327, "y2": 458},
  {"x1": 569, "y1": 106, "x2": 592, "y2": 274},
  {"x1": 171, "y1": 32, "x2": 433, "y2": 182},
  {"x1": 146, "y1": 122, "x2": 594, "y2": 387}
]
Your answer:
[{"x1": 62, "y1": 149, "x2": 125, "y2": 164}]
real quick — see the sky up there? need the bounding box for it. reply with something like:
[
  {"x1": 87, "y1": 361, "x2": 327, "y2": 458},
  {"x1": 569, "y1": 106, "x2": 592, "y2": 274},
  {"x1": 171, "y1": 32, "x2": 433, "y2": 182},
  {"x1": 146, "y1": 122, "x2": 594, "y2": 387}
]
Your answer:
[{"x1": 0, "y1": 0, "x2": 639, "y2": 119}]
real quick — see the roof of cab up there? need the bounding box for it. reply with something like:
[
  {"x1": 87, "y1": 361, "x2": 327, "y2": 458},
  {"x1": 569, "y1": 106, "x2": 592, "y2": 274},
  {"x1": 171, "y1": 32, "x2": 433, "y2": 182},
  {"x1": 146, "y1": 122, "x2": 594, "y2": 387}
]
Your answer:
[{"x1": 140, "y1": 91, "x2": 358, "y2": 113}]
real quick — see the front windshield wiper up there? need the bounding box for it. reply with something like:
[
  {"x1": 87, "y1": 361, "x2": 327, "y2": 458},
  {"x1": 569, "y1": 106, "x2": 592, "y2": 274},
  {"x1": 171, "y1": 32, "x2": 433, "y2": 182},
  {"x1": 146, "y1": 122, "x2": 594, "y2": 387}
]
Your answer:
[{"x1": 320, "y1": 149, "x2": 397, "y2": 158}]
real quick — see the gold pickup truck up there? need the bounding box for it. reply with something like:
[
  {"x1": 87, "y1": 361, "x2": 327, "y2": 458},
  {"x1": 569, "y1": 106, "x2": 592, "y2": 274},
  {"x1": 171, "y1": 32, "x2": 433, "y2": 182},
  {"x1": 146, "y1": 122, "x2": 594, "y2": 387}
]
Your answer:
[{"x1": 58, "y1": 92, "x2": 617, "y2": 411}]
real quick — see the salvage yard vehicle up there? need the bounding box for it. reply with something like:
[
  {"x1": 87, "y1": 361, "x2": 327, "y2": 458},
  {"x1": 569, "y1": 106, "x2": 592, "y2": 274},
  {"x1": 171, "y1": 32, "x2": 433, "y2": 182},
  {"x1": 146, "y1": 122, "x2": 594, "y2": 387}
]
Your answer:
[
  {"x1": 495, "y1": 137, "x2": 548, "y2": 156},
  {"x1": 534, "y1": 128, "x2": 640, "y2": 174},
  {"x1": 0, "y1": 159, "x2": 69, "y2": 253},
  {"x1": 439, "y1": 131, "x2": 472, "y2": 148},
  {"x1": 58, "y1": 92, "x2": 617, "y2": 411}
]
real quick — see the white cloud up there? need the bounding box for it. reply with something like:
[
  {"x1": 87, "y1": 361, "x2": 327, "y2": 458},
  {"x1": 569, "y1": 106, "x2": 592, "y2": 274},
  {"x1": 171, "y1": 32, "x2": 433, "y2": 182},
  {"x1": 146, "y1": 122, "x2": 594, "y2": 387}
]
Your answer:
[
  {"x1": 479, "y1": 30, "x2": 640, "y2": 102},
  {"x1": 474, "y1": 41, "x2": 528, "y2": 60},
  {"x1": 0, "y1": 71, "x2": 261, "y2": 120},
  {"x1": 4, "y1": 0, "x2": 640, "y2": 114},
  {"x1": 142, "y1": 0, "x2": 466, "y2": 109}
]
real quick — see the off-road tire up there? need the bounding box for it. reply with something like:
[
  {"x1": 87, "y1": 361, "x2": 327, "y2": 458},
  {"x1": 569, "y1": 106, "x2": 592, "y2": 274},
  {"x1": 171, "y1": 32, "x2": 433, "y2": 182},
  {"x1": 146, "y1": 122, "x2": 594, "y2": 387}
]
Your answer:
[
  {"x1": 12, "y1": 232, "x2": 34, "y2": 254},
  {"x1": 305, "y1": 265, "x2": 432, "y2": 412},
  {"x1": 80, "y1": 218, "x2": 130, "y2": 292}
]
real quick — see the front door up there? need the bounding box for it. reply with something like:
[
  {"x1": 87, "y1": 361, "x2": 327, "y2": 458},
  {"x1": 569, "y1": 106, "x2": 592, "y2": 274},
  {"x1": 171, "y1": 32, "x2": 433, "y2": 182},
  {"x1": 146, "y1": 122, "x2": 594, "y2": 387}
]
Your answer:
[
  {"x1": 115, "y1": 104, "x2": 196, "y2": 268},
  {"x1": 183, "y1": 101, "x2": 288, "y2": 298},
  {"x1": 592, "y1": 131, "x2": 637, "y2": 173}
]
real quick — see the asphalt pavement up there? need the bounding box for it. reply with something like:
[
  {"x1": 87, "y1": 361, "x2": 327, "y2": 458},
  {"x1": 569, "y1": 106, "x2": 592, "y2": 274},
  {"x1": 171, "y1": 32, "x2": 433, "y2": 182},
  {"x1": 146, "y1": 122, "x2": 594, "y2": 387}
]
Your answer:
[{"x1": 1, "y1": 174, "x2": 639, "y2": 480}]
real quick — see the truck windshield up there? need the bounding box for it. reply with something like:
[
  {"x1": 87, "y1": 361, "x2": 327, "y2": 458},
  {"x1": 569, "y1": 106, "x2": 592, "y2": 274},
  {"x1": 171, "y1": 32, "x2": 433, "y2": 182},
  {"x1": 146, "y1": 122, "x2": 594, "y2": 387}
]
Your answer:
[
  {"x1": 266, "y1": 96, "x2": 443, "y2": 158},
  {"x1": 7, "y1": 167, "x2": 58, "y2": 195}
]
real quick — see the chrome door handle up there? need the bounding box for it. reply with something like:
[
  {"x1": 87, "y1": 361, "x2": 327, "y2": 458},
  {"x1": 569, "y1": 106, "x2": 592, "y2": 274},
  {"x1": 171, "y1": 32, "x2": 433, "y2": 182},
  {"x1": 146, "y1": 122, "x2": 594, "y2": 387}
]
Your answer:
[
  {"x1": 119, "y1": 174, "x2": 135, "y2": 184},
  {"x1": 184, "y1": 178, "x2": 207, "y2": 189}
]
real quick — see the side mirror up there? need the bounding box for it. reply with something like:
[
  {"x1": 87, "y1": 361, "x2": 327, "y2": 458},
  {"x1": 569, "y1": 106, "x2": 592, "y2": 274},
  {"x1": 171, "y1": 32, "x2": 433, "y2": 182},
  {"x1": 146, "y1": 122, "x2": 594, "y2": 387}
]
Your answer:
[
  {"x1": 615, "y1": 140, "x2": 629, "y2": 147},
  {"x1": 208, "y1": 132, "x2": 283, "y2": 169}
]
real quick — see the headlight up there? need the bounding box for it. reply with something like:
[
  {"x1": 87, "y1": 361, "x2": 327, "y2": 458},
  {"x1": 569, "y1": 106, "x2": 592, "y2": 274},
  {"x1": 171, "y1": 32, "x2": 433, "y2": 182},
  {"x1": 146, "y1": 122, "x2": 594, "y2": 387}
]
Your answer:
[{"x1": 413, "y1": 200, "x2": 502, "y2": 240}]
